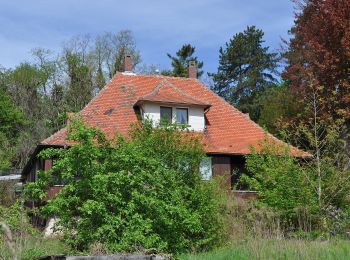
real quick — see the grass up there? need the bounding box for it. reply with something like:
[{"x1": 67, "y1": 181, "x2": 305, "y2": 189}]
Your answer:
[
  {"x1": 0, "y1": 235, "x2": 73, "y2": 260},
  {"x1": 180, "y1": 239, "x2": 350, "y2": 260}
]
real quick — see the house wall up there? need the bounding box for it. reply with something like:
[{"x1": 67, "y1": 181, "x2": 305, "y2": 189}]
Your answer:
[{"x1": 142, "y1": 103, "x2": 205, "y2": 131}]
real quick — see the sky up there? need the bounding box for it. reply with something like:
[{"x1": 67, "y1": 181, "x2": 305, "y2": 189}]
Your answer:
[{"x1": 0, "y1": 0, "x2": 296, "y2": 74}]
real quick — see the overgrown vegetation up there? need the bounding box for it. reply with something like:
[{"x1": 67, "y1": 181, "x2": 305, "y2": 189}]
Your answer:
[
  {"x1": 24, "y1": 120, "x2": 224, "y2": 254},
  {"x1": 0, "y1": 203, "x2": 72, "y2": 260},
  {"x1": 241, "y1": 142, "x2": 350, "y2": 238}
]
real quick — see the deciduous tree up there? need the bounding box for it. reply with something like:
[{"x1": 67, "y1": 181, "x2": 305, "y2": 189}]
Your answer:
[{"x1": 283, "y1": 0, "x2": 350, "y2": 121}]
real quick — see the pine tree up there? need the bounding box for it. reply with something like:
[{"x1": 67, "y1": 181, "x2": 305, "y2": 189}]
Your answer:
[
  {"x1": 164, "y1": 44, "x2": 204, "y2": 78},
  {"x1": 209, "y1": 26, "x2": 278, "y2": 121}
]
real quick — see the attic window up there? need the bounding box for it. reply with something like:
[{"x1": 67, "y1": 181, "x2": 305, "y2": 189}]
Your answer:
[
  {"x1": 176, "y1": 108, "x2": 188, "y2": 125},
  {"x1": 160, "y1": 106, "x2": 172, "y2": 124}
]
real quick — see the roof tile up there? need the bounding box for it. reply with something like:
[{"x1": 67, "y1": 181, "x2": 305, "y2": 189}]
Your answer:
[{"x1": 41, "y1": 73, "x2": 308, "y2": 157}]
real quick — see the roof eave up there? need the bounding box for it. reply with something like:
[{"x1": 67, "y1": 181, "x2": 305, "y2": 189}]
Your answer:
[{"x1": 21, "y1": 144, "x2": 66, "y2": 179}]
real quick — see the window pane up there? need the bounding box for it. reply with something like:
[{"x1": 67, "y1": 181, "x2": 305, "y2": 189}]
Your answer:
[
  {"x1": 176, "y1": 108, "x2": 188, "y2": 124},
  {"x1": 200, "y1": 157, "x2": 212, "y2": 180},
  {"x1": 160, "y1": 106, "x2": 172, "y2": 123}
]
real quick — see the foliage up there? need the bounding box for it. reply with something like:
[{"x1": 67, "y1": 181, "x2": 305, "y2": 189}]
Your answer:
[
  {"x1": 0, "y1": 203, "x2": 36, "y2": 237},
  {"x1": 240, "y1": 134, "x2": 350, "y2": 237},
  {"x1": 0, "y1": 202, "x2": 72, "y2": 260},
  {"x1": 0, "y1": 29, "x2": 141, "y2": 169},
  {"x1": 240, "y1": 138, "x2": 316, "y2": 224},
  {"x1": 258, "y1": 83, "x2": 300, "y2": 134},
  {"x1": 0, "y1": 86, "x2": 26, "y2": 170},
  {"x1": 0, "y1": 180, "x2": 18, "y2": 207},
  {"x1": 163, "y1": 44, "x2": 204, "y2": 78},
  {"x1": 63, "y1": 51, "x2": 93, "y2": 112},
  {"x1": 24, "y1": 120, "x2": 223, "y2": 254},
  {"x1": 209, "y1": 26, "x2": 278, "y2": 121},
  {"x1": 283, "y1": 0, "x2": 350, "y2": 121}
]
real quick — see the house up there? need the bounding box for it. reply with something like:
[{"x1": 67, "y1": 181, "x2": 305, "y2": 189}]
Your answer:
[{"x1": 21, "y1": 55, "x2": 307, "y2": 195}]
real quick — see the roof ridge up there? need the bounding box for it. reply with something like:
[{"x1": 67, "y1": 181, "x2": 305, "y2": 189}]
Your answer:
[
  {"x1": 118, "y1": 72, "x2": 200, "y2": 81},
  {"x1": 141, "y1": 79, "x2": 167, "y2": 99}
]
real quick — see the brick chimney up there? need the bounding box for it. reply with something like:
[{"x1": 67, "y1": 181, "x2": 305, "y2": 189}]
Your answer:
[
  {"x1": 188, "y1": 60, "x2": 197, "y2": 78},
  {"x1": 124, "y1": 54, "x2": 133, "y2": 72}
]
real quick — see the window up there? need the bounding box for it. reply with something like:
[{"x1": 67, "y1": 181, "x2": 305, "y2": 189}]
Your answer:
[
  {"x1": 199, "y1": 157, "x2": 212, "y2": 180},
  {"x1": 160, "y1": 106, "x2": 172, "y2": 123},
  {"x1": 176, "y1": 108, "x2": 188, "y2": 125}
]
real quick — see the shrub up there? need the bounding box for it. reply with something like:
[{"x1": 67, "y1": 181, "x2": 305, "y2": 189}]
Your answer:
[
  {"x1": 240, "y1": 138, "x2": 318, "y2": 231},
  {"x1": 25, "y1": 120, "x2": 223, "y2": 254},
  {"x1": 0, "y1": 180, "x2": 18, "y2": 207}
]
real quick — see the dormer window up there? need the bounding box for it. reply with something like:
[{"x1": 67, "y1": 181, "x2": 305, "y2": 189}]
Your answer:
[
  {"x1": 160, "y1": 106, "x2": 172, "y2": 124},
  {"x1": 134, "y1": 79, "x2": 211, "y2": 131},
  {"x1": 176, "y1": 108, "x2": 188, "y2": 125}
]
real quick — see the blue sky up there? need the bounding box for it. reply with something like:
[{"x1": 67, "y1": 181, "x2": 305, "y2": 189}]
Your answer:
[{"x1": 0, "y1": 0, "x2": 296, "y2": 74}]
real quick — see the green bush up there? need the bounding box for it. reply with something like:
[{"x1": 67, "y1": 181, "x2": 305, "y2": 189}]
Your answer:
[
  {"x1": 0, "y1": 202, "x2": 36, "y2": 236},
  {"x1": 25, "y1": 120, "x2": 223, "y2": 254},
  {"x1": 240, "y1": 138, "x2": 318, "y2": 230}
]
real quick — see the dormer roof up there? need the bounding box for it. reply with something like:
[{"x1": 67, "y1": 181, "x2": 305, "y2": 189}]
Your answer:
[{"x1": 134, "y1": 79, "x2": 211, "y2": 108}]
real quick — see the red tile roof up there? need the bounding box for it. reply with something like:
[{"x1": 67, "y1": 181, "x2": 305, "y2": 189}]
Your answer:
[
  {"x1": 41, "y1": 73, "x2": 308, "y2": 157},
  {"x1": 135, "y1": 79, "x2": 211, "y2": 108}
]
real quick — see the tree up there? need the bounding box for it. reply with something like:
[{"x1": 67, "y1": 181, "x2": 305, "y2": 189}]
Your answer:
[
  {"x1": 280, "y1": 79, "x2": 350, "y2": 210},
  {"x1": 282, "y1": 1, "x2": 350, "y2": 193},
  {"x1": 0, "y1": 87, "x2": 25, "y2": 170},
  {"x1": 283, "y1": 0, "x2": 350, "y2": 134},
  {"x1": 163, "y1": 44, "x2": 204, "y2": 78},
  {"x1": 102, "y1": 30, "x2": 141, "y2": 78},
  {"x1": 25, "y1": 120, "x2": 223, "y2": 254},
  {"x1": 63, "y1": 51, "x2": 93, "y2": 112},
  {"x1": 258, "y1": 82, "x2": 300, "y2": 134},
  {"x1": 2, "y1": 63, "x2": 52, "y2": 168},
  {"x1": 31, "y1": 48, "x2": 67, "y2": 132},
  {"x1": 209, "y1": 26, "x2": 278, "y2": 121}
]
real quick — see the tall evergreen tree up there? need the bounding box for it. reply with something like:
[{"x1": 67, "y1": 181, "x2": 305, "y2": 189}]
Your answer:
[
  {"x1": 209, "y1": 26, "x2": 278, "y2": 121},
  {"x1": 164, "y1": 44, "x2": 204, "y2": 78}
]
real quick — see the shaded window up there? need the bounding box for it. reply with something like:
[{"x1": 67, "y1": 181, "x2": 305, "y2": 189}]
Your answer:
[
  {"x1": 52, "y1": 172, "x2": 65, "y2": 186},
  {"x1": 176, "y1": 108, "x2": 188, "y2": 125},
  {"x1": 160, "y1": 106, "x2": 172, "y2": 123},
  {"x1": 199, "y1": 157, "x2": 212, "y2": 180}
]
